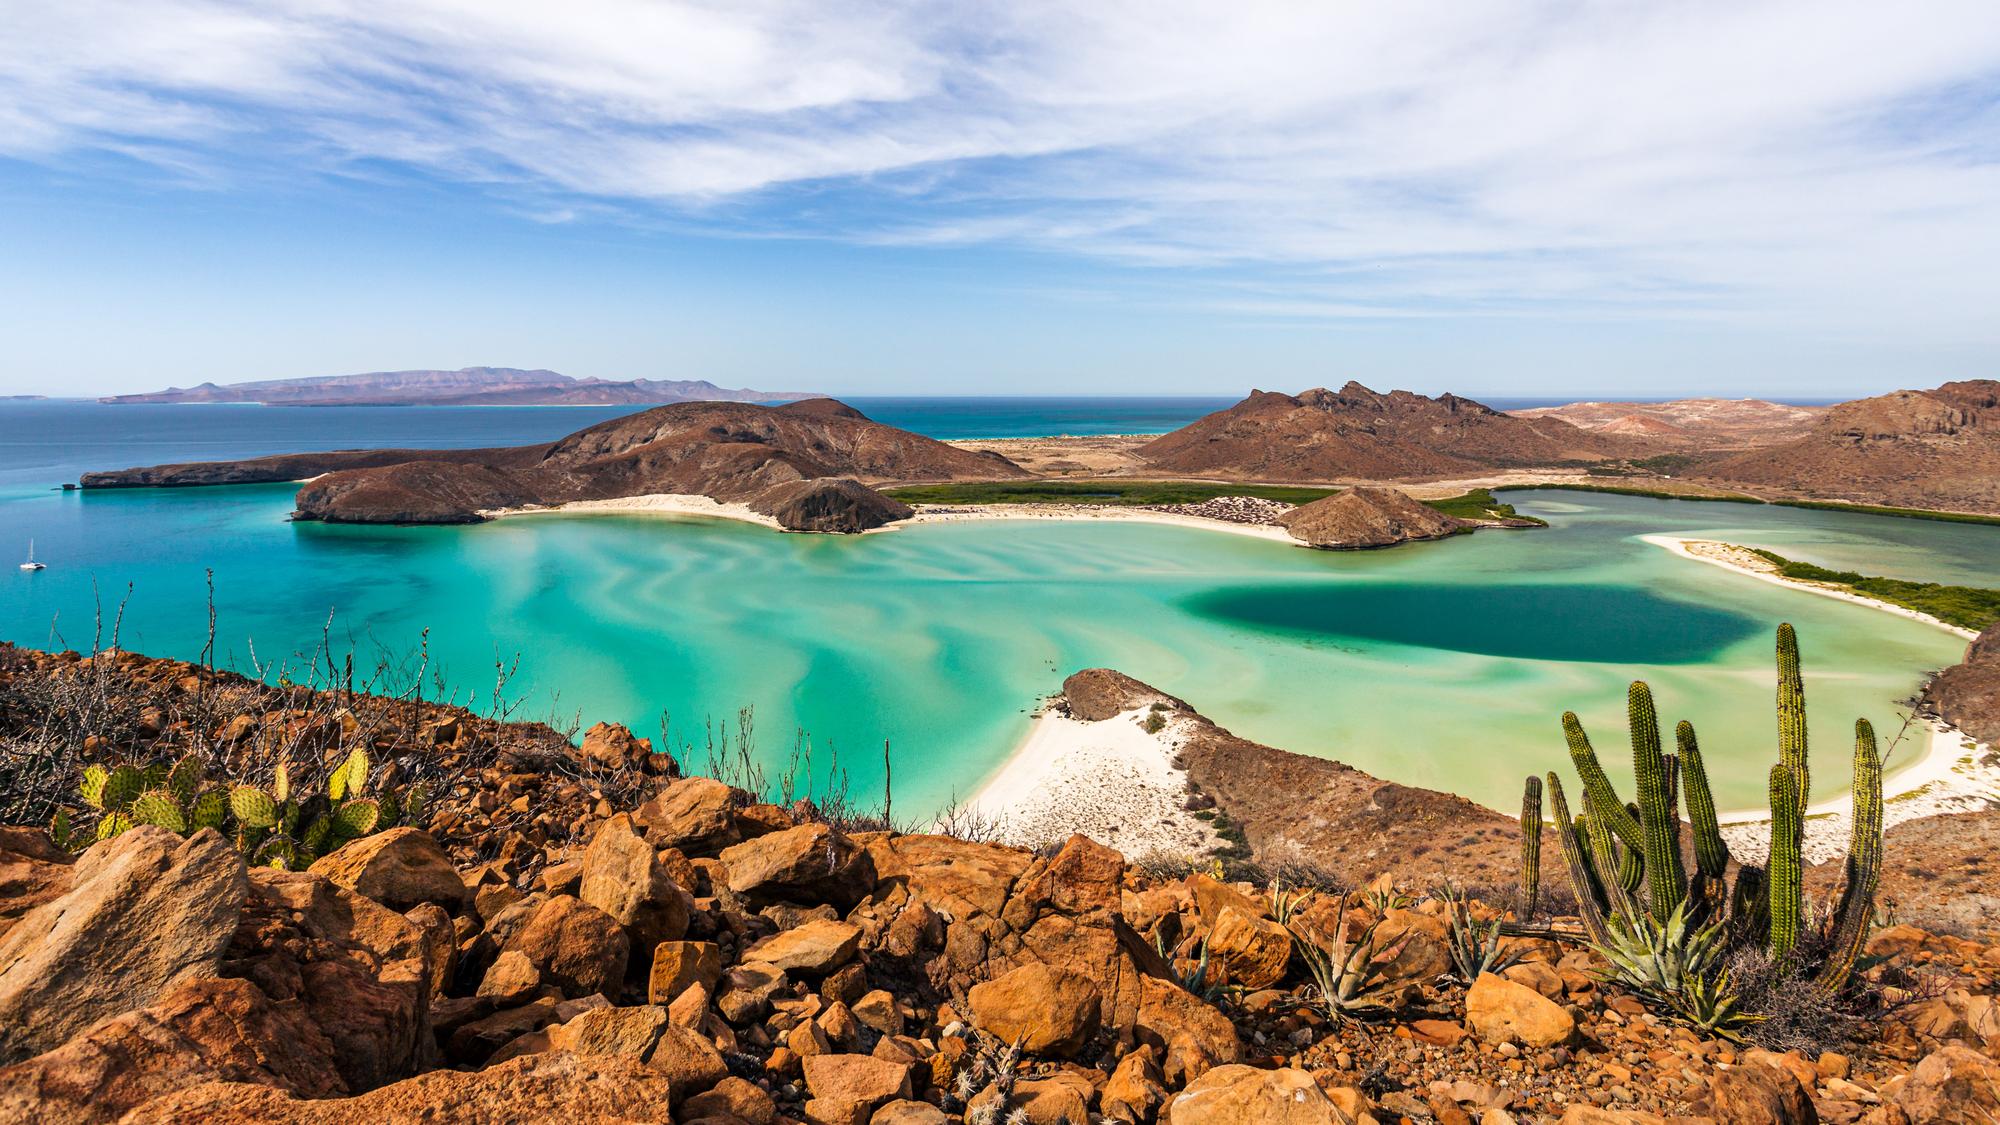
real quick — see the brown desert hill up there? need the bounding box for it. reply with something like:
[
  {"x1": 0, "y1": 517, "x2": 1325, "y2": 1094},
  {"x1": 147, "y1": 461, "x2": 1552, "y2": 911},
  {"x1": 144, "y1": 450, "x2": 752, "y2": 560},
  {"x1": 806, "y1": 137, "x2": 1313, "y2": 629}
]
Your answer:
[
  {"x1": 1700, "y1": 380, "x2": 2000, "y2": 512},
  {"x1": 1278, "y1": 485, "x2": 1466, "y2": 548},
  {"x1": 84, "y1": 399, "x2": 1027, "y2": 532},
  {"x1": 1513, "y1": 398, "x2": 1825, "y2": 449},
  {"x1": 1138, "y1": 383, "x2": 1636, "y2": 482}
]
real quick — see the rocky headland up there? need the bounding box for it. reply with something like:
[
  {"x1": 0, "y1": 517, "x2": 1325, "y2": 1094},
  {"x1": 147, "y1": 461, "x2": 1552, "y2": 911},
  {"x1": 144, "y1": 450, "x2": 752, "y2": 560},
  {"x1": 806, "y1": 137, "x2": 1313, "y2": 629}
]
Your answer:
[
  {"x1": 81, "y1": 399, "x2": 1027, "y2": 533},
  {"x1": 4, "y1": 640, "x2": 2000, "y2": 1123},
  {"x1": 1278, "y1": 487, "x2": 1469, "y2": 550}
]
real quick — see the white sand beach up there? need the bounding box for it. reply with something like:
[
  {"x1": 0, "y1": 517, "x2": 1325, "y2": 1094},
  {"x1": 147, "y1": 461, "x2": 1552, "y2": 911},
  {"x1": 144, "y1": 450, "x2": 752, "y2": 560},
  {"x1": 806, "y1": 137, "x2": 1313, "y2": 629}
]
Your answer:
[
  {"x1": 956, "y1": 704, "x2": 1224, "y2": 859},
  {"x1": 1642, "y1": 534, "x2": 1977, "y2": 640},
  {"x1": 899, "y1": 503, "x2": 1296, "y2": 543},
  {"x1": 1645, "y1": 534, "x2": 1995, "y2": 856},
  {"x1": 480, "y1": 493, "x2": 783, "y2": 529}
]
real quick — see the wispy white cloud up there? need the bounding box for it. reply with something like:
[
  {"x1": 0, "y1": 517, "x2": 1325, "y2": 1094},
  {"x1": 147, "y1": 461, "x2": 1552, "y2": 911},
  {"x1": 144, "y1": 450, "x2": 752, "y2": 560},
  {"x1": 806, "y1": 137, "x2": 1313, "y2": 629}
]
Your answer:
[{"x1": 4, "y1": 0, "x2": 1999, "y2": 336}]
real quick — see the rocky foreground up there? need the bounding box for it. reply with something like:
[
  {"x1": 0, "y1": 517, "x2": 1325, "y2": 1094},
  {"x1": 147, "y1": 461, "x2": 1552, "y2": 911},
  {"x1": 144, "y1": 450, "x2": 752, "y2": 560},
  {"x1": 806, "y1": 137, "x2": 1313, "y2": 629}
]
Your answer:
[{"x1": 4, "y1": 645, "x2": 2000, "y2": 1123}]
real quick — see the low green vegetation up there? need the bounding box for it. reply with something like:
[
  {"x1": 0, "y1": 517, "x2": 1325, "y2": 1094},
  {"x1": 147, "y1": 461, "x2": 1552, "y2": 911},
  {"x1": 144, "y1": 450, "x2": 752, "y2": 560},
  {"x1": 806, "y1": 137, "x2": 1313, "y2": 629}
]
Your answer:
[
  {"x1": 1499, "y1": 484, "x2": 2000, "y2": 526},
  {"x1": 884, "y1": 480, "x2": 1547, "y2": 526},
  {"x1": 1497, "y1": 482, "x2": 1764, "y2": 504},
  {"x1": 1767, "y1": 499, "x2": 2000, "y2": 527},
  {"x1": 1422, "y1": 487, "x2": 1546, "y2": 526},
  {"x1": 1744, "y1": 548, "x2": 2000, "y2": 631},
  {"x1": 1520, "y1": 625, "x2": 1883, "y2": 1041},
  {"x1": 880, "y1": 479, "x2": 1337, "y2": 506}
]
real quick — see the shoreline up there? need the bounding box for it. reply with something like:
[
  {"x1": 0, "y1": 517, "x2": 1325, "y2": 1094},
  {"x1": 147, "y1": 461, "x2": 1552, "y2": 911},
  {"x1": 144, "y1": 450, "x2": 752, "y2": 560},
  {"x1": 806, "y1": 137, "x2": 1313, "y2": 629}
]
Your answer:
[
  {"x1": 480, "y1": 491, "x2": 1300, "y2": 543},
  {"x1": 956, "y1": 704, "x2": 1225, "y2": 858},
  {"x1": 1641, "y1": 534, "x2": 1977, "y2": 640}
]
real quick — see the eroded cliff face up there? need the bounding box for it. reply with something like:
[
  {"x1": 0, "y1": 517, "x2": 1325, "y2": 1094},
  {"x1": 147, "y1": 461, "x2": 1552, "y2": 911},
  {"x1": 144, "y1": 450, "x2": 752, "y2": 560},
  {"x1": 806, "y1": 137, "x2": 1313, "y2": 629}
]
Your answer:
[
  {"x1": 83, "y1": 399, "x2": 1029, "y2": 533},
  {"x1": 1702, "y1": 380, "x2": 2000, "y2": 513},
  {"x1": 1924, "y1": 622, "x2": 2000, "y2": 745}
]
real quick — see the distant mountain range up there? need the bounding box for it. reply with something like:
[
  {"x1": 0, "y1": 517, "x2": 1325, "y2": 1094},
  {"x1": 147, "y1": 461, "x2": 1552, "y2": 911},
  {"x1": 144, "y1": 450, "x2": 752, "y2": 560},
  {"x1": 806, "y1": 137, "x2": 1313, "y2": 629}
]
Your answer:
[{"x1": 98, "y1": 367, "x2": 820, "y2": 407}]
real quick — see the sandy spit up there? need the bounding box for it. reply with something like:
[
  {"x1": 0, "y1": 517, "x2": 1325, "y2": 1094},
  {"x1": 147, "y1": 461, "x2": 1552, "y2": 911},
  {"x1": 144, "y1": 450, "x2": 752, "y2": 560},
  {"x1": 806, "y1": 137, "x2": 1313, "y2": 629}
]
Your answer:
[
  {"x1": 1646, "y1": 534, "x2": 1994, "y2": 859},
  {"x1": 955, "y1": 705, "x2": 1224, "y2": 860}
]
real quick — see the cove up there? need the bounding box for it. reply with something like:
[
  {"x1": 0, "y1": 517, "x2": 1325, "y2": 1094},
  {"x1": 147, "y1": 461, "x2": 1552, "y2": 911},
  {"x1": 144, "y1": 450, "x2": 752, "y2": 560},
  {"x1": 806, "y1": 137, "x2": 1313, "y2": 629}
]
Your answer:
[
  {"x1": 1185, "y1": 582, "x2": 1761, "y2": 664},
  {"x1": 0, "y1": 481, "x2": 1987, "y2": 815}
]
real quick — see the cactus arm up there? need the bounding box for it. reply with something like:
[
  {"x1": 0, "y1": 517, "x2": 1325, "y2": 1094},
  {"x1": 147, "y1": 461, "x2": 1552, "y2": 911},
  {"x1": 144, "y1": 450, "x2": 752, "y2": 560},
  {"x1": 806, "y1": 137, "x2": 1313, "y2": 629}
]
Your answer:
[
  {"x1": 1546, "y1": 774, "x2": 1612, "y2": 945},
  {"x1": 1584, "y1": 789, "x2": 1644, "y2": 929},
  {"x1": 1564, "y1": 711, "x2": 1645, "y2": 850},
  {"x1": 1675, "y1": 721, "x2": 1731, "y2": 878},
  {"x1": 1776, "y1": 623, "x2": 1809, "y2": 803},
  {"x1": 1520, "y1": 775, "x2": 1544, "y2": 919},
  {"x1": 1817, "y1": 719, "x2": 1885, "y2": 990},
  {"x1": 1629, "y1": 682, "x2": 1687, "y2": 921},
  {"x1": 1765, "y1": 763, "x2": 1805, "y2": 964}
]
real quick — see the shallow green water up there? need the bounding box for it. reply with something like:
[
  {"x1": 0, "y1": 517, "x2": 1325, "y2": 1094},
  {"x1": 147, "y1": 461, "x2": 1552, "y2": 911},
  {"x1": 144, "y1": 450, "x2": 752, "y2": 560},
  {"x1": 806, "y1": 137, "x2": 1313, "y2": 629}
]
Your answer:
[{"x1": 2, "y1": 485, "x2": 1990, "y2": 815}]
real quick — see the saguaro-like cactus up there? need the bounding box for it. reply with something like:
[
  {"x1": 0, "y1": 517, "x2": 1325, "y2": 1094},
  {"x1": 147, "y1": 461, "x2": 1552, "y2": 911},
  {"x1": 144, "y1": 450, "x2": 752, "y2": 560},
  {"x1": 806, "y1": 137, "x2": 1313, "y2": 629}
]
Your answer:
[
  {"x1": 1520, "y1": 775, "x2": 1543, "y2": 918},
  {"x1": 1765, "y1": 764, "x2": 1805, "y2": 963},
  {"x1": 1522, "y1": 624, "x2": 1890, "y2": 1035},
  {"x1": 1629, "y1": 683, "x2": 1685, "y2": 922}
]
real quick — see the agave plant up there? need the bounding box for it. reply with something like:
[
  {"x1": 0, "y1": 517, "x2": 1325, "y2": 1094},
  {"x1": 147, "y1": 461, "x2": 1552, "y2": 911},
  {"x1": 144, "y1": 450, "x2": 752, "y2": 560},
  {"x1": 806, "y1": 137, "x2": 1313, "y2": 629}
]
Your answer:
[
  {"x1": 1436, "y1": 882, "x2": 1526, "y2": 984},
  {"x1": 1289, "y1": 896, "x2": 1409, "y2": 1019}
]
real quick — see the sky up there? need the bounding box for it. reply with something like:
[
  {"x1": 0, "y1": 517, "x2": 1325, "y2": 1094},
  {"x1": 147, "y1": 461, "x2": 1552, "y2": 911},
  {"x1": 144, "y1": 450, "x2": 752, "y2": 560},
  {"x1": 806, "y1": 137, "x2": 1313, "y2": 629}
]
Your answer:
[{"x1": 2, "y1": 1, "x2": 1998, "y2": 399}]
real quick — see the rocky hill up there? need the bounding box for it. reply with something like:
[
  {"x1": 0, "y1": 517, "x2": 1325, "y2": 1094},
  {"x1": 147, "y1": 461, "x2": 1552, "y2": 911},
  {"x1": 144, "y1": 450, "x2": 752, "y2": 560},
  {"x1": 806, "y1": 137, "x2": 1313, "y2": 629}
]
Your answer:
[
  {"x1": 1139, "y1": 384, "x2": 1635, "y2": 482},
  {"x1": 2, "y1": 641, "x2": 1998, "y2": 1123},
  {"x1": 1277, "y1": 486, "x2": 1467, "y2": 549},
  {"x1": 100, "y1": 367, "x2": 819, "y2": 407},
  {"x1": 1701, "y1": 380, "x2": 2000, "y2": 512},
  {"x1": 81, "y1": 399, "x2": 1026, "y2": 532},
  {"x1": 1512, "y1": 398, "x2": 1825, "y2": 450}
]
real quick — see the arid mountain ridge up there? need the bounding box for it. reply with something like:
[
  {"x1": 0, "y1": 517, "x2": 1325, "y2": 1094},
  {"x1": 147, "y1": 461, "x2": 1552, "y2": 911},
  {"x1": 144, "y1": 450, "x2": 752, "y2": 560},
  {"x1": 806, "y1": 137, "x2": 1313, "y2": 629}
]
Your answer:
[
  {"x1": 77, "y1": 377, "x2": 2000, "y2": 525},
  {"x1": 100, "y1": 367, "x2": 819, "y2": 407}
]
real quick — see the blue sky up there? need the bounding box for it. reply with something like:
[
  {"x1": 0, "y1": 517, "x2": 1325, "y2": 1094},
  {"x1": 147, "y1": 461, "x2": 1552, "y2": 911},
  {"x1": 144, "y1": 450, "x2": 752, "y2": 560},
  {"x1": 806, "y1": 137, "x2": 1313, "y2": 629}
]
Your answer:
[{"x1": 3, "y1": 1, "x2": 1999, "y2": 399}]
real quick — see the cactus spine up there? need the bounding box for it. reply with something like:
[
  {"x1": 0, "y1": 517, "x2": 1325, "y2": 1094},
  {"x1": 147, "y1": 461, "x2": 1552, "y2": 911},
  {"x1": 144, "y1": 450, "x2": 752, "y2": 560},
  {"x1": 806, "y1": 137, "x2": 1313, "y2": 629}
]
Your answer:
[
  {"x1": 1520, "y1": 775, "x2": 1543, "y2": 918},
  {"x1": 1765, "y1": 763, "x2": 1805, "y2": 964},
  {"x1": 1628, "y1": 683, "x2": 1685, "y2": 921}
]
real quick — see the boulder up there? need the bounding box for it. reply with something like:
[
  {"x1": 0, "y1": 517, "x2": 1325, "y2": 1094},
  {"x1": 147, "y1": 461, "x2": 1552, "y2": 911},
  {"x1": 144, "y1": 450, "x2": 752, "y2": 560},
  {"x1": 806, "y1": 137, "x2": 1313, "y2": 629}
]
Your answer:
[
  {"x1": 503, "y1": 895, "x2": 630, "y2": 998},
  {"x1": 969, "y1": 1073, "x2": 1092, "y2": 1124},
  {"x1": 1465, "y1": 972, "x2": 1575, "y2": 1049},
  {"x1": 636, "y1": 777, "x2": 741, "y2": 855},
  {"x1": 968, "y1": 962, "x2": 1103, "y2": 1056},
  {"x1": 801, "y1": 1053, "x2": 913, "y2": 1115},
  {"x1": 576, "y1": 721, "x2": 668, "y2": 773},
  {"x1": 1710, "y1": 1061, "x2": 1818, "y2": 1125},
  {"x1": 477, "y1": 950, "x2": 543, "y2": 1004},
  {"x1": 0, "y1": 829, "x2": 73, "y2": 941},
  {"x1": 0, "y1": 977, "x2": 344, "y2": 1125},
  {"x1": 1166, "y1": 1064, "x2": 1345, "y2": 1124},
  {"x1": 745, "y1": 919, "x2": 864, "y2": 975},
  {"x1": 685, "y1": 1076, "x2": 779, "y2": 1124},
  {"x1": 1136, "y1": 975, "x2": 1241, "y2": 1082},
  {"x1": 0, "y1": 825, "x2": 246, "y2": 1062},
  {"x1": 579, "y1": 814, "x2": 689, "y2": 957},
  {"x1": 1207, "y1": 906, "x2": 1291, "y2": 990},
  {"x1": 648, "y1": 940, "x2": 723, "y2": 1004},
  {"x1": 119, "y1": 1050, "x2": 679, "y2": 1123},
  {"x1": 1102, "y1": 1044, "x2": 1169, "y2": 1124},
  {"x1": 872, "y1": 1101, "x2": 951, "y2": 1125},
  {"x1": 307, "y1": 828, "x2": 465, "y2": 913},
  {"x1": 1896, "y1": 1045, "x2": 2000, "y2": 1124},
  {"x1": 721, "y1": 823, "x2": 875, "y2": 909}
]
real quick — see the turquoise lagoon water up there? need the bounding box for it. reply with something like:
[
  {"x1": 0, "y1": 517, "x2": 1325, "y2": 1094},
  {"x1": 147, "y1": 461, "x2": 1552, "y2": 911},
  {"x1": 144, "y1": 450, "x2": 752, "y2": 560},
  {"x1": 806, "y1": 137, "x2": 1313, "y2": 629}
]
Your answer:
[{"x1": 2, "y1": 467, "x2": 1990, "y2": 815}]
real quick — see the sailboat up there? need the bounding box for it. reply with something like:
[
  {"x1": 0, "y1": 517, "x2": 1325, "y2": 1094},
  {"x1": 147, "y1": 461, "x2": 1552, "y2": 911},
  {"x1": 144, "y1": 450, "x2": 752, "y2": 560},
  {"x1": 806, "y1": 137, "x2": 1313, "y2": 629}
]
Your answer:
[{"x1": 19, "y1": 540, "x2": 44, "y2": 571}]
